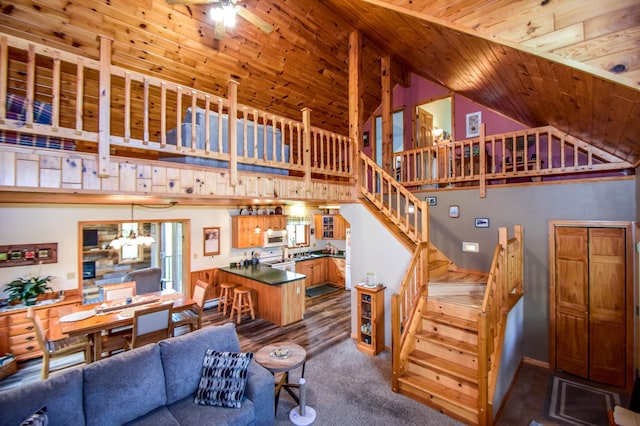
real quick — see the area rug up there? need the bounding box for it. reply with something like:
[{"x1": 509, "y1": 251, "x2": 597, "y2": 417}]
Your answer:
[
  {"x1": 547, "y1": 375, "x2": 621, "y2": 426},
  {"x1": 306, "y1": 284, "x2": 341, "y2": 298}
]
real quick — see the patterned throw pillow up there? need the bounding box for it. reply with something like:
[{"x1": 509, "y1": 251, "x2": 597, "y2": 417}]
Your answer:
[
  {"x1": 194, "y1": 350, "x2": 253, "y2": 408},
  {"x1": 20, "y1": 406, "x2": 48, "y2": 426}
]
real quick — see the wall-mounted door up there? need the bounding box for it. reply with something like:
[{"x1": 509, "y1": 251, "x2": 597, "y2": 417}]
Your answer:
[{"x1": 550, "y1": 222, "x2": 632, "y2": 388}]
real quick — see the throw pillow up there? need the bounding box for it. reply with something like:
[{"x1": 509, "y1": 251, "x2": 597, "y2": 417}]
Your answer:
[
  {"x1": 194, "y1": 350, "x2": 253, "y2": 408},
  {"x1": 20, "y1": 406, "x2": 48, "y2": 426}
]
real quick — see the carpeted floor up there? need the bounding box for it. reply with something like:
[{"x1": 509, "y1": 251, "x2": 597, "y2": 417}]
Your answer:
[
  {"x1": 305, "y1": 284, "x2": 341, "y2": 299},
  {"x1": 545, "y1": 375, "x2": 622, "y2": 426},
  {"x1": 273, "y1": 338, "x2": 463, "y2": 425}
]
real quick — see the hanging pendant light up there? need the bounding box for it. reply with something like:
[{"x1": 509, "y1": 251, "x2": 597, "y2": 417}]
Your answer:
[{"x1": 109, "y1": 203, "x2": 155, "y2": 249}]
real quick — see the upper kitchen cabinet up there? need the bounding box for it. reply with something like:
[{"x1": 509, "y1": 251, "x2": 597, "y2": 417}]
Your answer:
[
  {"x1": 314, "y1": 214, "x2": 348, "y2": 240},
  {"x1": 232, "y1": 215, "x2": 287, "y2": 249}
]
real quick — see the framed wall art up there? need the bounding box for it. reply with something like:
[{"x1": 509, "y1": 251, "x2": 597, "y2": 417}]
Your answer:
[
  {"x1": 466, "y1": 111, "x2": 481, "y2": 138},
  {"x1": 0, "y1": 243, "x2": 58, "y2": 268},
  {"x1": 474, "y1": 218, "x2": 490, "y2": 228},
  {"x1": 425, "y1": 196, "x2": 437, "y2": 206},
  {"x1": 203, "y1": 227, "x2": 220, "y2": 256},
  {"x1": 449, "y1": 205, "x2": 460, "y2": 218}
]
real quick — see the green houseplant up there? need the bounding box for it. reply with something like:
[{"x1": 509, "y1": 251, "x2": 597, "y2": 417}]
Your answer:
[{"x1": 5, "y1": 274, "x2": 54, "y2": 306}]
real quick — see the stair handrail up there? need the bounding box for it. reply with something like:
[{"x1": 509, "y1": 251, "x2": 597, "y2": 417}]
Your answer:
[
  {"x1": 477, "y1": 225, "x2": 524, "y2": 424},
  {"x1": 358, "y1": 152, "x2": 428, "y2": 244},
  {"x1": 391, "y1": 241, "x2": 430, "y2": 390}
]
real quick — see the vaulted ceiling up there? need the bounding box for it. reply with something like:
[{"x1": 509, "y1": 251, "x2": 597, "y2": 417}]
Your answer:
[{"x1": 0, "y1": 0, "x2": 638, "y2": 165}]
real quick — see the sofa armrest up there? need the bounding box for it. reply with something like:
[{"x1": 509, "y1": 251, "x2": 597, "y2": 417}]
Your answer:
[{"x1": 245, "y1": 360, "x2": 275, "y2": 426}]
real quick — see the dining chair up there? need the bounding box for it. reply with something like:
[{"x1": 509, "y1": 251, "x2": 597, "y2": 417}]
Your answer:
[
  {"x1": 100, "y1": 281, "x2": 137, "y2": 358},
  {"x1": 125, "y1": 302, "x2": 173, "y2": 350},
  {"x1": 171, "y1": 280, "x2": 209, "y2": 337},
  {"x1": 27, "y1": 308, "x2": 92, "y2": 380},
  {"x1": 102, "y1": 281, "x2": 136, "y2": 302}
]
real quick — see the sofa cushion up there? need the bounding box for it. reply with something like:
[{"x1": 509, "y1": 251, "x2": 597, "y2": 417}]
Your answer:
[
  {"x1": 123, "y1": 406, "x2": 180, "y2": 426},
  {"x1": 83, "y1": 344, "x2": 167, "y2": 426},
  {"x1": 167, "y1": 395, "x2": 255, "y2": 426},
  {"x1": 194, "y1": 350, "x2": 253, "y2": 408},
  {"x1": 0, "y1": 368, "x2": 84, "y2": 426},
  {"x1": 159, "y1": 323, "x2": 241, "y2": 405}
]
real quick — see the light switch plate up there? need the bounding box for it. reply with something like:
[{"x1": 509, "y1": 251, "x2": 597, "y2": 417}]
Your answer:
[{"x1": 462, "y1": 242, "x2": 479, "y2": 252}]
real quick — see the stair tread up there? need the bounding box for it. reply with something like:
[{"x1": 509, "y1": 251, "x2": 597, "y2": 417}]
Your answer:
[
  {"x1": 409, "y1": 349, "x2": 478, "y2": 383},
  {"x1": 422, "y1": 311, "x2": 479, "y2": 332},
  {"x1": 398, "y1": 371, "x2": 479, "y2": 414},
  {"x1": 429, "y1": 294, "x2": 484, "y2": 309},
  {"x1": 416, "y1": 330, "x2": 478, "y2": 354}
]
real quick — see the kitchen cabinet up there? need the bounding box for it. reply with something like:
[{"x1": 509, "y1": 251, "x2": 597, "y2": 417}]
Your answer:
[
  {"x1": 356, "y1": 285, "x2": 385, "y2": 356},
  {"x1": 232, "y1": 215, "x2": 287, "y2": 249},
  {"x1": 314, "y1": 214, "x2": 347, "y2": 240},
  {"x1": 327, "y1": 257, "x2": 346, "y2": 288},
  {"x1": 296, "y1": 258, "x2": 326, "y2": 288}
]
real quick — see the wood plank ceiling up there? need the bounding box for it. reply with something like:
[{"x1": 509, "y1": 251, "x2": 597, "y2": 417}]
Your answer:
[{"x1": 0, "y1": 0, "x2": 638, "y2": 166}]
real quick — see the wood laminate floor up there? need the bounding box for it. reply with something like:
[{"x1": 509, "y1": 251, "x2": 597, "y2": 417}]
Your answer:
[{"x1": 0, "y1": 288, "x2": 589, "y2": 424}]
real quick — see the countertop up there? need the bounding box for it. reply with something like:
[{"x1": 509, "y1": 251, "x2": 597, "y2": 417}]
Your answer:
[
  {"x1": 220, "y1": 264, "x2": 306, "y2": 286},
  {"x1": 291, "y1": 251, "x2": 346, "y2": 262}
]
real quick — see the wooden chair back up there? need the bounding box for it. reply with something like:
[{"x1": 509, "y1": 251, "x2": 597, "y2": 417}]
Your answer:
[
  {"x1": 193, "y1": 279, "x2": 209, "y2": 310},
  {"x1": 130, "y1": 302, "x2": 173, "y2": 349},
  {"x1": 26, "y1": 308, "x2": 48, "y2": 351},
  {"x1": 103, "y1": 281, "x2": 136, "y2": 302}
]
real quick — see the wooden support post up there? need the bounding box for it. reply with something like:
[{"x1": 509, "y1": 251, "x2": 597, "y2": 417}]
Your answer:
[
  {"x1": 381, "y1": 55, "x2": 393, "y2": 176},
  {"x1": 51, "y1": 52, "x2": 60, "y2": 131},
  {"x1": 75, "y1": 59, "x2": 84, "y2": 135},
  {"x1": 302, "y1": 108, "x2": 312, "y2": 194},
  {"x1": 477, "y1": 312, "x2": 489, "y2": 426},
  {"x1": 160, "y1": 82, "x2": 166, "y2": 146},
  {"x1": 143, "y1": 77, "x2": 149, "y2": 144},
  {"x1": 227, "y1": 80, "x2": 239, "y2": 187},
  {"x1": 349, "y1": 30, "x2": 363, "y2": 191},
  {"x1": 25, "y1": 44, "x2": 35, "y2": 128},
  {"x1": 97, "y1": 35, "x2": 113, "y2": 178},
  {"x1": 0, "y1": 36, "x2": 8, "y2": 123}
]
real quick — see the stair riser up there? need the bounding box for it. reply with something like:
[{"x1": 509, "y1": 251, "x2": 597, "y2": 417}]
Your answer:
[
  {"x1": 416, "y1": 338, "x2": 478, "y2": 370},
  {"x1": 426, "y1": 298, "x2": 479, "y2": 322},
  {"x1": 429, "y1": 284, "x2": 485, "y2": 296},
  {"x1": 407, "y1": 362, "x2": 478, "y2": 398},
  {"x1": 429, "y1": 263, "x2": 449, "y2": 278},
  {"x1": 421, "y1": 319, "x2": 478, "y2": 346},
  {"x1": 398, "y1": 381, "x2": 478, "y2": 425}
]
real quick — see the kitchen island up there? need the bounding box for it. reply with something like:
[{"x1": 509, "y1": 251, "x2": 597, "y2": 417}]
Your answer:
[{"x1": 218, "y1": 264, "x2": 306, "y2": 326}]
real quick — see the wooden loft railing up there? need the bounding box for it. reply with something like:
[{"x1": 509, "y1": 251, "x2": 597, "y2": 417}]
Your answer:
[
  {"x1": 0, "y1": 32, "x2": 354, "y2": 193},
  {"x1": 394, "y1": 125, "x2": 633, "y2": 196}
]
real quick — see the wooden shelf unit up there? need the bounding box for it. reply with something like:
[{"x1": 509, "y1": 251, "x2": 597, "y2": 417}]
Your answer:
[
  {"x1": 314, "y1": 214, "x2": 347, "y2": 240},
  {"x1": 356, "y1": 285, "x2": 385, "y2": 356}
]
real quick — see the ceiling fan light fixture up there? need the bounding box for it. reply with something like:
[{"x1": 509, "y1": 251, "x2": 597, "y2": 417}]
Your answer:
[{"x1": 210, "y1": 1, "x2": 238, "y2": 28}]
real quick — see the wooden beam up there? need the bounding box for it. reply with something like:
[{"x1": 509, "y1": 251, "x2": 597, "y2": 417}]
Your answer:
[
  {"x1": 381, "y1": 55, "x2": 392, "y2": 175},
  {"x1": 302, "y1": 107, "x2": 312, "y2": 194},
  {"x1": 98, "y1": 35, "x2": 113, "y2": 178},
  {"x1": 349, "y1": 30, "x2": 363, "y2": 194},
  {"x1": 227, "y1": 79, "x2": 239, "y2": 187}
]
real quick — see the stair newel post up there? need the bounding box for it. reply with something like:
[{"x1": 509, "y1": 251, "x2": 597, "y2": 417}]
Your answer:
[
  {"x1": 477, "y1": 311, "x2": 489, "y2": 426},
  {"x1": 498, "y1": 227, "x2": 508, "y2": 304},
  {"x1": 391, "y1": 292, "x2": 400, "y2": 392}
]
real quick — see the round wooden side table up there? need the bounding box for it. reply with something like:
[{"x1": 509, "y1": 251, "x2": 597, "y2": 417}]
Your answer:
[{"x1": 255, "y1": 341, "x2": 306, "y2": 413}]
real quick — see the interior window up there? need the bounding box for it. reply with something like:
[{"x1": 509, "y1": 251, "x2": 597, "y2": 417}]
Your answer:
[
  {"x1": 286, "y1": 224, "x2": 309, "y2": 247},
  {"x1": 375, "y1": 110, "x2": 404, "y2": 168}
]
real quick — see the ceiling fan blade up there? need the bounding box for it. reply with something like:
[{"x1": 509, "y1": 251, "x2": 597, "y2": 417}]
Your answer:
[
  {"x1": 237, "y1": 7, "x2": 274, "y2": 34},
  {"x1": 214, "y1": 20, "x2": 226, "y2": 40}
]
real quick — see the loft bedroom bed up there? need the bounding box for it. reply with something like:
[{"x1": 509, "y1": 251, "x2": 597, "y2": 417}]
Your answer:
[{"x1": 0, "y1": 33, "x2": 354, "y2": 200}]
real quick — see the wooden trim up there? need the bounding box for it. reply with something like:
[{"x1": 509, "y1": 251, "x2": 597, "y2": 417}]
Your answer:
[{"x1": 522, "y1": 357, "x2": 550, "y2": 369}]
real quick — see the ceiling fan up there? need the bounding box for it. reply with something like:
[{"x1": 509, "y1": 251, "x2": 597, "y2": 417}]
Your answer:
[{"x1": 166, "y1": 0, "x2": 274, "y2": 40}]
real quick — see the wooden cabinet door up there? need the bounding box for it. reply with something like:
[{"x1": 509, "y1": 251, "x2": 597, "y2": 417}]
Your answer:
[
  {"x1": 588, "y1": 228, "x2": 626, "y2": 387},
  {"x1": 555, "y1": 227, "x2": 589, "y2": 378},
  {"x1": 232, "y1": 216, "x2": 263, "y2": 248},
  {"x1": 333, "y1": 215, "x2": 347, "y2": 240}
]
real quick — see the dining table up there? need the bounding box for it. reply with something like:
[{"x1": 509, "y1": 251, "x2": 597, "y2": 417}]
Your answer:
[{"x1": 49, "y1": 289, "x2": 196, "y2": 361}]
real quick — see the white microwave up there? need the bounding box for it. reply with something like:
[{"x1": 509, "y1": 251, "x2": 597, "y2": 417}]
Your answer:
[{"x1": 263, "y1": 230, "x2": 287, "y2": 248}]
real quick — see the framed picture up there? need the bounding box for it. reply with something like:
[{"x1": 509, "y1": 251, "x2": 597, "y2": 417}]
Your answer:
[
  {"x1": 425, "y1": 196, "x2": 437, "y2": 206},
  {"x1": 9, "y1": 251, "x2": 22, "y2": 260},
  {"x1": 204, "y1": 227, "x2": 220, "y2": 256},
  {"x1": 37, "y1": 249, "x2": 50, "y2": 259},
  {"x1": 466, "y1": 111, "x2": 481, "y2": 138},
  {"x1": 475, "y1": 218, "x2": 490, "y2": 228},
  {"x1": 363, "y1": 131, "x2": 370, "y2": 147},
  {"x1": 24, "y1": 250, "x2": 35, "y2": 260},
  {"x1": 0, "y1": 252, "x2": 7, "y2": 261},
  {"x1": 449, "y1": 205, "x2": 460, "y2": 218}
]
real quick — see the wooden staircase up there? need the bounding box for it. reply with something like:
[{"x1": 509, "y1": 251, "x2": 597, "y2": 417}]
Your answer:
[{"x1": 398, "y1": 272, "x2": 488, "y2": 425}]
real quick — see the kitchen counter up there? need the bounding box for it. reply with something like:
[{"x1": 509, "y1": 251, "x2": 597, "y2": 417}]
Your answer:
[
  {"x1": 220, "y1": 264, "x2": 305, "y2": 285},
  {"x1": 291, "y1": 251, "x2": 346, "y2": 262},
  {"x1": 217, "y1": 265, "x2": 306, "y2": 326}
]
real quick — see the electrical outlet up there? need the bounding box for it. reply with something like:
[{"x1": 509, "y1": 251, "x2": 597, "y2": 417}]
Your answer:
[
  {"x1": 462, "y1": 242, "x2": 479, "y2": 252},
  {"x1": 193, "y1": 253, "x2": 198, "y2": 259}
]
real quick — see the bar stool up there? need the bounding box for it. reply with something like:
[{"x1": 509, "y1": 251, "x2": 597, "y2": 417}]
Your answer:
[
  {"x1": 230, "y1": 286, "x2": 255, "y2": 324},
  {"x1": 218, "y1": 282, "x2": 237, "y2": 316}
]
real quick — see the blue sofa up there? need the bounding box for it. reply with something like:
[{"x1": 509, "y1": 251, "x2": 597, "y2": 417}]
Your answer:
[{"x1": 0, "y1": 324, "x2": 274, "y2": 426}]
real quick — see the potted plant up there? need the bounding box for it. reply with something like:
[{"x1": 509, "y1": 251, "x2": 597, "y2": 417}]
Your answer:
[{"x1": 5, "y1": 274, "x2": 54, "y2": 306}]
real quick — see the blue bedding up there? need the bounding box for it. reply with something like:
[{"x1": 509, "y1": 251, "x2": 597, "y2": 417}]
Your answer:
[{"x1": 163, "y1": 106, "x2": 289, "y2": 174}]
